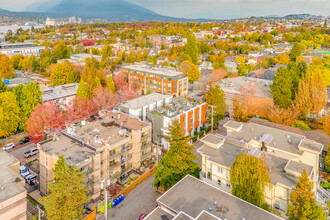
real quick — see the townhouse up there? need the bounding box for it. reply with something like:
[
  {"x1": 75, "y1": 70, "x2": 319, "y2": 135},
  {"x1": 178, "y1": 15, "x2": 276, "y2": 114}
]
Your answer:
[{"x1": 197, "y1": 120, "x2": 324, "y2": 213}]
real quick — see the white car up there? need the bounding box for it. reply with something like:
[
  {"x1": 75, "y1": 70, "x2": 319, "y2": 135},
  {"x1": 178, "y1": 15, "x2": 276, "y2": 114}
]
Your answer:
[
  {"x1": 3, "y1": 143, "x2": 15, "y2": 151},
  {"x1": 19, "y1": 165, "x2": 30, "y2": 178}
]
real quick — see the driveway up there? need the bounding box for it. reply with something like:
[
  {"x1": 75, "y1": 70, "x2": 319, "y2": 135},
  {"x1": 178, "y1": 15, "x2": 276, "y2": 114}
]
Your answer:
[
  {"x1": 8, "y1": 142, "x2": 36, "y2": 163},
  {"x1": 97, "y1": 174, "x2": 160, "y2": 220}
]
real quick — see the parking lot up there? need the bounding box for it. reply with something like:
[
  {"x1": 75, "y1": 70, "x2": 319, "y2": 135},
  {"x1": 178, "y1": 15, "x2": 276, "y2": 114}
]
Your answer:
[{"x1": 7, "y1": 142, "x2": 36, "y2": 163}]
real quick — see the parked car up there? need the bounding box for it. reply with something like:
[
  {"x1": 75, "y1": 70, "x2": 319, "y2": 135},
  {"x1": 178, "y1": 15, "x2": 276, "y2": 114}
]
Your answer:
[
  {"x1": 25, "y1": 174, "x2": 37, "y2": 186},
  {"x1": 3, "y1": 143, "x2": 15, "y2": 151},
  {"x1": 19, "y1": 165, "x2": 30, "y2": 178},
  {"x1": 19, "y1": 137, "x2": 31, "y2": 145},
  {"x1": 23, "y1": 147, "x2": 39, "y2": 158},
  {"x1": 139, "y1": 213, "x2": 147, "y2": 220}
]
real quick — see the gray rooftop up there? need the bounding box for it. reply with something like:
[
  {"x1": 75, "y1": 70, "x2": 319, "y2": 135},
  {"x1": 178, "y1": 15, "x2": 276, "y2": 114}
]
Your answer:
[
  {"x1": 41, "y1": 83, "x2": 79, "y2": 102},
  {"x1": 157, "y1": 175, "x2": 283, "y2": 220},
  {"x1": 284, "y1": 160, "x2": 313, "y2": 177},
  {"x1": 201, "y1": 135, "x2": 224, "y2": 145},
  {"x1": 145, "y1": 207, "x2": 174, "y2": 220},
  {"x1": 119, "y1": 93, "x2": 172, "y2": 110},
  {"x1": 0, "y1": 151, "x2": 26, "y2": 203},
  {"x1": 173, "y1": 212, "x2": 194, "y2": 220},
  {"x1": 299, "y1": 139, "x2": 323, "y2": 153},
  {"x1": 217, "y1": 76, "x2": 272, "y2": 99}
]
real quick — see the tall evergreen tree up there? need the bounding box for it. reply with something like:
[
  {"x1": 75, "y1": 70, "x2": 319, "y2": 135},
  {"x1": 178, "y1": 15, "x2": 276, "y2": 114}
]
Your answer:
[
  {"x1": 40, "y1": 156, "x2": 89, "y2": 220},
  {"x1": 76, "y1": 80, "x2": 89, "y2": 99},
  {"x1": 288, "y1": 169, "x2": 326, "y2": 220},
  {"x1": 153, "y1": 120, "x2": 199, "y2": 190},
  {"x1": 230, "y1": 153, "x2": 270, "y2": 209},
  {"x1": 185, "y1": 32, "x2": 199, "y2": 65},
  {"x1": 289, "y1": 43, "x2": 302, "y2": 61},
  {"x1": 106, "y1": 75, "x2": 116, "y2": 92},
  {"x1": 270, "y1": 67, "x2": 293, "y2": 109}
]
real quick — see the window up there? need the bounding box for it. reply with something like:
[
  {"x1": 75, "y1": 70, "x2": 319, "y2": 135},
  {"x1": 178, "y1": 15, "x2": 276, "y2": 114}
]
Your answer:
[
  {"x1": 275, "y1": 200, "x2": 285, "y2": 211},
  {"x1": 218, "y1": 166, "x2": 223, "y2": 173}
]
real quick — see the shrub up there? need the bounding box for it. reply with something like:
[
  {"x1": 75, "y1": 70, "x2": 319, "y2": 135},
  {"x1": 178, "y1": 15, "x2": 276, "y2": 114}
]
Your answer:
[
  {"x1": 321, "y1": 181, "x2": 330, "y2": 189},
  {"x1": 191, "y1": 136, "x2": 198, "y2": 143},
  {"x1": 292, "y1": 120, "x2": 311, "y2": 131},
  {"x1": 194, "y1": 131, "x2": 198, "y2": 136},
  {"x1": 199, "y1": 130, "x2": 204, "y2": 138},
  {"x1": 205, "y1": 126, "x2": 211, "y2": 134},
  {"x1": 200, "y1": 127, "x2": 205, "y2": 132},
  {"x1": 127, "y1": 178, "x2": 131, "y2": 185}
]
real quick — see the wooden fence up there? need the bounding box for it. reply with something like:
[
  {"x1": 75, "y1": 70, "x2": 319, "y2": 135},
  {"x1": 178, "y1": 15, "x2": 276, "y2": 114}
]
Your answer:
[{"x1": 114, "y1": 165, "x2": 157, "y2": 199}]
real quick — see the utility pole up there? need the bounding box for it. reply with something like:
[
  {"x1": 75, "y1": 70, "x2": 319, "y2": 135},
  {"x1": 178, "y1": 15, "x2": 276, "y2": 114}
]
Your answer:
[
  {"x1": 211, "y1": 105, "x2": 214, "y2": 133},
  {"x1": 103, "y1": 148, "x2": 108, "y2": 220},
  {"x1": 37, "y1": 205, "x2": 41, "y2": 220}
]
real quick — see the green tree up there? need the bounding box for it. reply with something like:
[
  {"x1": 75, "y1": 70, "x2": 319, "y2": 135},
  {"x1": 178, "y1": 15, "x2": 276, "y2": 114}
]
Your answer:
[
  {"x1": 76, "y1": 80, "x2": 89, "y2": 99},
  {"x1": 106, "y1": 75, "x2": 116, "y2": 92},
  {"x1": 153, "y1": 120, "x2": 199, "y2": 190},
  {"x1": 270, "y1": 67, "x2": 293, "y2": 109},
  {"x1": 0, "y1": 91, "x2": 20, "y2": 137},
  {"x1": 101, "y1": 45, "x2": 113, "y2": 61},
  {"x1": 15, "y1": 82, "x2": 43, "y2": 131},
  {"x1": 50, "y1": 62, "x2": 78, "y2": 86},
  {"x1": 0, "y1": 54, "x2": 15, "y2": 79},
  {"x1": 230, "y1": 153, "x2": 270, "y2": 209},
  {"x1": 185, "y1": 32, "x2": 199, "y2": 65},
  {"x1": 205, "y1": 85, "x2": 226, "y2": 129},
  {"x1": 39, "y1": 156, "x2": 89, "y2": 220},
  {"x1": 324, "y1": 148, "x2": 330, "y2": 173},
  {"x1": 289, "y1": 43, "x2": 302, "y2": 61},
  {"x1": 54, "y1": 40, "x2": 70, "y2": 59},
  {"x1": 288, "y1": 169, "x2": 326, "y2": 220}
]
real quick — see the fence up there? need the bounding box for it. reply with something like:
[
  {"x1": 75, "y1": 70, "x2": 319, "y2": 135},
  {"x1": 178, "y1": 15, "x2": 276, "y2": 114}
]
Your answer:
[
  {"x1": 81, "y1": 206, "x2": 97, "y2": 220},
  {"x1": 0, "y1": 132, "x2": 27, "y2": 148},
  {"x1": 114, "y1": 165, "x2": 157, "y2": 199}
]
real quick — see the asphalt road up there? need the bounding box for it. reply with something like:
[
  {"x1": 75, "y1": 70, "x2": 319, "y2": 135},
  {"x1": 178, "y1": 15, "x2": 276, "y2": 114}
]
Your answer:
[
  {"x1": 7, "y1": 142, "x2": 36, "y2": 163},
  {"x1": 97, "y1": 174, "x2": 160, "y2": 220}
]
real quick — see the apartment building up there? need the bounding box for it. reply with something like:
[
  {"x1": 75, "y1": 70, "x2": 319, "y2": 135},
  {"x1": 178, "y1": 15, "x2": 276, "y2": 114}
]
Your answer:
[
  {"x1": 147, "y1": 96, "x2": 208, "y2": 149},
  {"x1": 38, "y1": 111, "x2": 152, "y2": 201},
  {"x1": 0, "y1": 151, "x2": 27, "y2": 220},
  {"x1": 117, "y1": 93, "x2": 173, "y2": 121},
  {"x1": 197, "y1": 120, "x2": 324, "y2": 213},
  {"x1": 0, "y1": 42, "x2": 45, "y2": 56},
  {"x1": 145, "y1": 175, "x2": 283, "y2": 220},
  {"x1": 122, "y1": 65, "x2": 188, "y2": 97},
  {"x1": 41, "y1": 83, "x2": 79, "y2": 110}
]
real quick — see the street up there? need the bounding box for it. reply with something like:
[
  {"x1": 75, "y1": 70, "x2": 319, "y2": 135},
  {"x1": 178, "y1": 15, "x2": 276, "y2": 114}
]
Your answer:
[
  {"x1": 97, "y1": 174, "x2": 160, "y2": 220},
  {"x1": 6, "y1": 141, "x2": 36, "y2": 163}
]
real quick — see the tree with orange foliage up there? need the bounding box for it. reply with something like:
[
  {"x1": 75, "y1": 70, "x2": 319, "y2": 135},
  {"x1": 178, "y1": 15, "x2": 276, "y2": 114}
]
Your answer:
[
  {"x1": 295, "y1": 69, "x2": 327, "y2": 117},
  {"x1": 0, "y1": 54, "x2": 15, "y2": 79},
  {"x1": 275, "y1": 53, "x2": 291, "y2": 65},
  {"x1": 233, "y1": 96, "x2": 250, "y2": 122},
  {"x1": 91, "y1": 88, "x2": 117, "y2": 112},
  {"x1": 267, "y1": 104, "x2": 300, "y2": 126},
  {"x1": 180, "y1": 60, "x2": 193, "y2": 74},
  {"x1": 209, "y1": 68, "x2": 227, "y2": 85}
]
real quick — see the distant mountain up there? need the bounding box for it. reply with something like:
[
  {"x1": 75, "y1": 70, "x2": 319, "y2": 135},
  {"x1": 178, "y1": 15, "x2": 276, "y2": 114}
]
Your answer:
[
  {"x1": 24, "y1": 0, "x2": 61, "y2": 12},
  {"x1": 284, "y1": 13, "x2": 322, "y2": 19},
  {"x1": 46, "y1": 0, "x2": 177, "y2": 21},
  {"x1": 0, "y1": 8, "x2": 10, "y2": 13},
  {"x1": 264, "y1": 15, "x2": 280, "y2": 18}
]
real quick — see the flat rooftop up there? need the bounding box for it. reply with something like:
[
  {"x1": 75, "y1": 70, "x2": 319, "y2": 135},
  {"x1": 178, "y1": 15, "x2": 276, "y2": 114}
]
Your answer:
[
  {"x1": 157, "y1": 175, "x2": 283, "y2": 220},
  {"x1": 145, "y1": 207, "x2": 174, "y2": 220},
  {"x1": 38, "y1": 136, "x2": 98, "y2": 165},
  {"x1": 0, "y1": 151, "x2": 26, "y2": 203},
  {"x1": 217, "y1": 76, "x2": 272, "y2": 99},
  {"x1": 119, "y1": 93, "x2": 172, "y2": 110},
  {"x1": 124, "y1": 65, "x2": 185, "y2": 78},
  {"x1": 104, "y1": 112, "x2": 150, "y2": 131},
  {"x1": 41, "y1": 83, "x2": 79, "y2": 101},
  {"x1": 153, "y1": 96, "x2": 205, "y2": 118}
]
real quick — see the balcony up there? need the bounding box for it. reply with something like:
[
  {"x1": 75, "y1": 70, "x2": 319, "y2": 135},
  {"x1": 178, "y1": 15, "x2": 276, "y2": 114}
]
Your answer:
[
  {"x1": 110, "y1": 172, "x2": 121, "y2": 180},
  {"x1": 121, "y1": 166, "x2": 133, "y2": 175},
  {"x1": 141, "y1": 142, "x2": 152, "y2": 150},
  {"x1": 109, "y1": 162, "x2": 121, "y2": 170},
  {"x1": 141, "y1": 133, "x2": 151, "y2": 141},
  {"x1": 121, "y1": 154, "x2": 132, "y2": 164},
  {"x1": 121, "y1": 145, "x2": 132, "y2": 154},
  {"x1": 108, "y1": 152, "x2": 121, "y2": 160},
  {"x1": 141, "y1": 151, "x2": 152, "y2": 161}
]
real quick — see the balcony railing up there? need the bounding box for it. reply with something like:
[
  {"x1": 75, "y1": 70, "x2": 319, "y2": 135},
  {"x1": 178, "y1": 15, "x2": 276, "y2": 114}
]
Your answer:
[
  {"x1": 141, "y1": 142, "x2": 152, "y2": 150},
  {"x1": 121, "y1": 145, "x2": 132, "y2": 154},
  {"x1": 110, "y1": 172, "x2": 121, "y2": 180},
  {"x1": 109, "y1": 162, "x2": 121, "y2": 170},
  {"x1": 121, "y1": 166, "x2": 133, "y2": 175},
  {"x1": 121, "y1": 154, "x2": 132, "y2": 164},
  {"x1": 141, "y1": 151, "x2": 152, "y2": 161},
  {"x1": 109, "y1": 152, "x2": 121, "y2": 160},
  {"x1": 141, "y1": 134, "x2": 151, "y2": 141}
]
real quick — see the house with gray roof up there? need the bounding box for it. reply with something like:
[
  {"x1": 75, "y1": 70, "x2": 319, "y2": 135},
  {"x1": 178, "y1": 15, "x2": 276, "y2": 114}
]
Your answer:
[{"x1": 197, "y1": 120, "x2": 326, "y2": 214}]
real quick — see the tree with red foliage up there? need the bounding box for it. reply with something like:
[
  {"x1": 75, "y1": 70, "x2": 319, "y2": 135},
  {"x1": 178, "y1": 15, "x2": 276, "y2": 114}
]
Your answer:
[
  {"x1": 118, "y1": 84, "x2": 138, "y2": 102},
  {"x1": 26, "y1": 101, "x2": 64, "y2": 143},
  {"x1": 91, "y1": 88, "x2": 117, "y2": 113},
  {"x1": 65, "y1": 97, "x2": 94, "y2": 124},
  {"x1": 82, "y1": 40, "x2": 95, "y2": 47},
  {"x1": 113, "y1": 72, "x2": 126, "y2": 91}
]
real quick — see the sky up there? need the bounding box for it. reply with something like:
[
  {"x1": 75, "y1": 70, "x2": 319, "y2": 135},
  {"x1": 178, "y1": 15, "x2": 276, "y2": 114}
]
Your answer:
[{"x1": 0, "y1": 0, "x2": 329, "y2": 19}]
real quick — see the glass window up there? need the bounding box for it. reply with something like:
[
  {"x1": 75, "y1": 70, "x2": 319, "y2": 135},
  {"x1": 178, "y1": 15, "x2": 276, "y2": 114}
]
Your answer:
[{"x1": 218, "y1": 166, "x2": 223, "y2": 173}]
